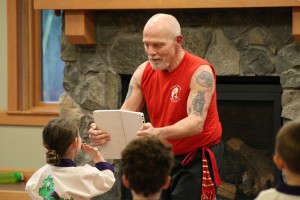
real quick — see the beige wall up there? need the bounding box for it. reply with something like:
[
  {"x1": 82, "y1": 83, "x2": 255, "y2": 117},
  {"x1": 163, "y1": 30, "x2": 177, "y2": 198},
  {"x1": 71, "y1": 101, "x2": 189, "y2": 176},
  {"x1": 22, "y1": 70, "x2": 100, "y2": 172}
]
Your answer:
[{"x1": 0, "y1": 0, "x2": 44, "y2": 169}]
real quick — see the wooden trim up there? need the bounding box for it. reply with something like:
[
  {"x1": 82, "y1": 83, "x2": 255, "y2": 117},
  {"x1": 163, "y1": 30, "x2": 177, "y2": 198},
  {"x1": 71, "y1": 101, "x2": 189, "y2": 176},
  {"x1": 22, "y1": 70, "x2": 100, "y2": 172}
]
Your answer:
[
  {"x1": 33, "y1": 0, "x2": 300, "y2": 45},
  {"x1": 293, "y1": 7, "x2": 300, "y2": 44},
  {"x1": 2, "y1": 0, "x2": 59, "y2": 126},
  {"x1": 33, "y1": 0, "x2": 300, "y2": 10},
  {"x1": 33, "y1": 8, "x2": 43, "y2": 107},
  {"x1": 0, "y1": 190, "x2": 31, "y2": 200},
  {"x1": 65, "y1": 10, "x2": 95, "y2": 44},
  {"x1": 0, "y1": 111, "x2": 57, "y2": 126},
  {"x1": 7, "y1": 0, "x2": 18, "y2": 111}
]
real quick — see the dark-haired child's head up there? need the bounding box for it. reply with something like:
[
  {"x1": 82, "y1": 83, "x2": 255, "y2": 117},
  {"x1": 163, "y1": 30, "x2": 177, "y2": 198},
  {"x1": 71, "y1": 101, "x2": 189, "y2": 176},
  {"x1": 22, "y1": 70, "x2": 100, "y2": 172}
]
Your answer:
[
  {"x1": 121, "y1": 136, "x2": 174, "y2": 197},
  {"x1": 43, "y1": 117, "x2": 81, "y2": 165}
]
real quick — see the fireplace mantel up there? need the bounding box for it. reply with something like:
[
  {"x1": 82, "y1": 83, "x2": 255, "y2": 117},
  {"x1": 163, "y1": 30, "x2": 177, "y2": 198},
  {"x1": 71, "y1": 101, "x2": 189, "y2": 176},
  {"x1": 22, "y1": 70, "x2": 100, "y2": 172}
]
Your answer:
[
  {"x1": 33, "y1": 0, "x2": 300, "y2": 44},
  {"x1": 33, "y1": 0, "x2": 300, "y2": 9}
]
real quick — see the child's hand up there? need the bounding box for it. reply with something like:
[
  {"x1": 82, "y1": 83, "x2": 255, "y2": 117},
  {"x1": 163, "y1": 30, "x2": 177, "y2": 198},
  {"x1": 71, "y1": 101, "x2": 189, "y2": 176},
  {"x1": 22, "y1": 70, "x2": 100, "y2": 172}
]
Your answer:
[{"x1": 81, "y1": 143, "x2": 105, "y2": 163}]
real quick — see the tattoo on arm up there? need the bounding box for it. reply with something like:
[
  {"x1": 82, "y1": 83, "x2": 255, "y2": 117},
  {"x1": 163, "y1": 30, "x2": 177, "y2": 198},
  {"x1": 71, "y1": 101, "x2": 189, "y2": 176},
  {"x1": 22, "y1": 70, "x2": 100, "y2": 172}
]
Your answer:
[
  {"x1": 125, "y1": 85, "x2": 133, "y2": 100},
  {"x1": 192, "y1": 91, "x2": 205, "y2": 116},
  {"x1": 188, "y1": 107, "x2": 191, "y2": 115},
  {"x1": 196, "y1": 71, "x2": 213, "y2": 88}
]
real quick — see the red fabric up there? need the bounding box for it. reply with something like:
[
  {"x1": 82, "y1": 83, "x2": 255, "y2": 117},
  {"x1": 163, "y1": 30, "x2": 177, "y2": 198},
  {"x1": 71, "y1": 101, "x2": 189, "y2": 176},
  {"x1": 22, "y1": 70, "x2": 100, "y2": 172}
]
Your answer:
[
  {"x1": 141, "y1": 51, "x2": 222, "y2": 156},
  {"x1": 181, "y1": 147, "x2": 221, "y2": 200},
  {"x1": 201, "y1": 147, "x2": 220, "y2": 200}
]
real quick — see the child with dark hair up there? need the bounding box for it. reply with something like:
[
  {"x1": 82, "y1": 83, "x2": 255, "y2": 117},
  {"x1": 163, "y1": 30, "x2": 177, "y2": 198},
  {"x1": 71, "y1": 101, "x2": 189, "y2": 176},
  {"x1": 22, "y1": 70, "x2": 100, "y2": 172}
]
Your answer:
[
  {"x1": 25, "y1": 117, "x2": 115, "y2": 200},
  {"x1": 121, "y1": 136, "x2": 174, "y2": 200},
  {"x1": 255, "y1": 120, "x2": 300, "y2": 200}
]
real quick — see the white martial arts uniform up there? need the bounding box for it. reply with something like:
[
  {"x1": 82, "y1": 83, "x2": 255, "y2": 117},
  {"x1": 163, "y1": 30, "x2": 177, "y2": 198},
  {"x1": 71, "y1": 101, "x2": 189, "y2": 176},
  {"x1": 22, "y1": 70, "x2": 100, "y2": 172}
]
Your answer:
[
  {"x1": 25, "y1": 159, "x2": 115, "y2": 200},
  {"x1": 255, "y1": 182, "x2": 300, "y2": 200}
]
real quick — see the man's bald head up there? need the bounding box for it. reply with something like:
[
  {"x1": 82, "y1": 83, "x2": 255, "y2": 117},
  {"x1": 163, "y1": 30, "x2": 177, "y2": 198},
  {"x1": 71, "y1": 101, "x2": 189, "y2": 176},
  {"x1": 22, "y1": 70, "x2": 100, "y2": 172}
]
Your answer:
[{"x1": 144, "y1": 13, "x2": 181, "y2": 39}]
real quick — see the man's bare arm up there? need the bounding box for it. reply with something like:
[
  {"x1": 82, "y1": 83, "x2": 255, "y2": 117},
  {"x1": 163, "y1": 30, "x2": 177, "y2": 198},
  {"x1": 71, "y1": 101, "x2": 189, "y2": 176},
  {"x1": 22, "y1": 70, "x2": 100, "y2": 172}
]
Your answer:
[{"x1": 121, "y1": 62, "x2": 147, "y2": 111}]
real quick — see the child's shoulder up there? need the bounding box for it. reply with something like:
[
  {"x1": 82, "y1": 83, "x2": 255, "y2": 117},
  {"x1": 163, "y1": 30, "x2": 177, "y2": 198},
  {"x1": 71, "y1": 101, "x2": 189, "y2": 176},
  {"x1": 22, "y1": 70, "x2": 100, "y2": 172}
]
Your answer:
[{"x1": 255, "y1": 188, "x2": 283, "y2": 200}]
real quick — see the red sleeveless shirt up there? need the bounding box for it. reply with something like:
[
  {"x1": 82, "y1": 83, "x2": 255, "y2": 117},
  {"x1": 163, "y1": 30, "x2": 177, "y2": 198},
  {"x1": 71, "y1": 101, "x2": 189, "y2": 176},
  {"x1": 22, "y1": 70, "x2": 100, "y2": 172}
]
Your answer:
[{"x1": 141, "y1": 51, "x2": 222, "y2": 155}]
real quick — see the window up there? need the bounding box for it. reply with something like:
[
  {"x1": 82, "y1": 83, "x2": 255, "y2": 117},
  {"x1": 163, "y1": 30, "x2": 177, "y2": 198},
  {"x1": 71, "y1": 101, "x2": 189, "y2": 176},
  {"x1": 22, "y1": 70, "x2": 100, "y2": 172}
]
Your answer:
[
  {"x1": 0, "y1": 0, "x2": 59, "y2": 126},
  {"x1": 42, "y1": 10, "x2": 64, "y2": 102}
]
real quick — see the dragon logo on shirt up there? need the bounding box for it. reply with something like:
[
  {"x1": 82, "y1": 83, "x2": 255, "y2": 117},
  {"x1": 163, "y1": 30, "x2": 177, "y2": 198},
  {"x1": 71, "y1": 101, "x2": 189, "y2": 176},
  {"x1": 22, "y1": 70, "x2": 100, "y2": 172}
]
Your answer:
[
  {"x1": 170, "y1": 84, "x2": 182, "y2": 102},
  {"x1": 38, "y1": 175, "x2": 74, "y2": 200}
]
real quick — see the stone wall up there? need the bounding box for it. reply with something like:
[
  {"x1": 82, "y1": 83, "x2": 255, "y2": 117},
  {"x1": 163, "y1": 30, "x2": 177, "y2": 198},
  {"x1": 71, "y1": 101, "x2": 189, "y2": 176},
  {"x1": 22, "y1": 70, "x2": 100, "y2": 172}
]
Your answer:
[{"x1": 59, "y1": 8, "x2": 300, "y2": 199}]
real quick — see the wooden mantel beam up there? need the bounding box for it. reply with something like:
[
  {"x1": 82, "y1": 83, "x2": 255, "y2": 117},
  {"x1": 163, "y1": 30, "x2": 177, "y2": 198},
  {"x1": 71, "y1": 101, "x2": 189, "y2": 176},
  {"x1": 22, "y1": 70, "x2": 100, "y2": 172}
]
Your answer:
[
  {"x1": 34, "y1": 0, "x2": 300, "y2": 9},
  {"x1": 293, "y1": 7, "x2": 300, "y2": 44},
  {"x1": 64, "y1": 11, "x2": 95, "y2": 45},
  {"x1": 33, "y1": 0, "x2": 300, "y2": 45}
]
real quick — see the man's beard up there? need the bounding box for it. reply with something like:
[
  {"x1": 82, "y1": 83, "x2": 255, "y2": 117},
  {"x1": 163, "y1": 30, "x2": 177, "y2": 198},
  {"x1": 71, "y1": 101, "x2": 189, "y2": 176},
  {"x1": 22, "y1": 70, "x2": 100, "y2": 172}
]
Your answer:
[{"x1": 148, "y1": 56, "x2": 169, "y2": 70}]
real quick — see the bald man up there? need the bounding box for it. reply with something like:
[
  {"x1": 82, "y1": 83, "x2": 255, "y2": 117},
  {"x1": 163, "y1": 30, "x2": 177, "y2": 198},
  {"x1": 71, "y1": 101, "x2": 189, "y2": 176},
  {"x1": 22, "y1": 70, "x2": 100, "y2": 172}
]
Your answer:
[{"x1": 89, "y1": 13, "x2": 224, "y2": 200}]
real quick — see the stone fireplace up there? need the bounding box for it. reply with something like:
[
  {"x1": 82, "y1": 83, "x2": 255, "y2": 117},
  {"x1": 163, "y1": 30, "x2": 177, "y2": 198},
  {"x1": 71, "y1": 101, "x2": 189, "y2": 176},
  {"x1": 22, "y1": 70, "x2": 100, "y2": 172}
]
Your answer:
[
  {"x1": 58, "y1": 8, "x2": 300, "y2": 200},
  {"x1": 216, "y1": 76, "x2": 282, "y2": 199}
]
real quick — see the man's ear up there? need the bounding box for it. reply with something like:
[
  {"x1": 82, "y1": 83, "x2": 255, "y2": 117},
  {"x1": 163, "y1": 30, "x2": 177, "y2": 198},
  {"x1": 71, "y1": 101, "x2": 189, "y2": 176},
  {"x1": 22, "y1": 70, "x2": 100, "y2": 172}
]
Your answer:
[
  {"x1": 176, "y1": 35, "x2": 183, "y2": 45},
  {"x1": 162, "y1": 176, "x2": 171, "y2": 190},
  {"x1": 273, "y1": 153, "x2": 285, "y2": 170},
  {"x1": 122, "y1": 175, "x2": 130, "y2": 188}
]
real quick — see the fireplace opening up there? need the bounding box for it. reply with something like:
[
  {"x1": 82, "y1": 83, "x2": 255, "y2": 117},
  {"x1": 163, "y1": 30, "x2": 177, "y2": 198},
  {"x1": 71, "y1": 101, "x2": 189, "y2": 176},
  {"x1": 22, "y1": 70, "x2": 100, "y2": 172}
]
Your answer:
[{"x1": 216, "y1": 76, "x2": 282, "y2": 200}]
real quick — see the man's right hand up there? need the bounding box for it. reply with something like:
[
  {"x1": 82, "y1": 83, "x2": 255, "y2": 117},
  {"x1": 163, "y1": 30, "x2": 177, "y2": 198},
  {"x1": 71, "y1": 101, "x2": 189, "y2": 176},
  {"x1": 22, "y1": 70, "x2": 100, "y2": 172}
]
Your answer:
[{"x1": 88, "y1": 122, "x2": 111, "y2": 146}]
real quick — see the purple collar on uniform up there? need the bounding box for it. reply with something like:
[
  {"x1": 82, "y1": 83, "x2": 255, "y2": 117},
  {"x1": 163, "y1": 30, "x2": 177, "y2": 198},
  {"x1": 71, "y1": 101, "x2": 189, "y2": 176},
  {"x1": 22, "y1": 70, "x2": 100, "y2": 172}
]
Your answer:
[
  {"x1": 55, "y1": 159, "x2": 76, "y2": 167},
  {"x1": 276, "y1": 181, "x2": 300, "y2": 196},
  {"x1": 54, "y1": 159, "x2": 114, "y2": 173}
]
